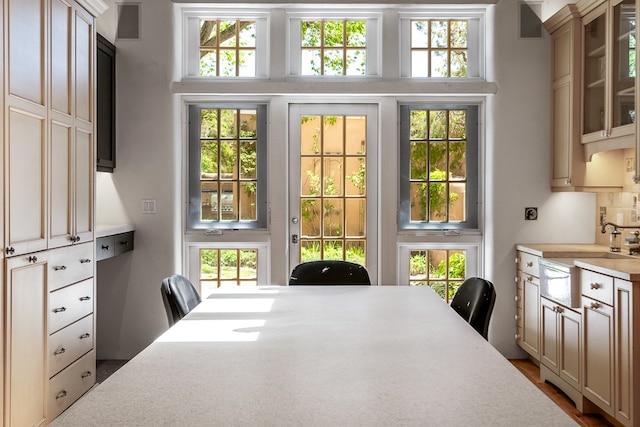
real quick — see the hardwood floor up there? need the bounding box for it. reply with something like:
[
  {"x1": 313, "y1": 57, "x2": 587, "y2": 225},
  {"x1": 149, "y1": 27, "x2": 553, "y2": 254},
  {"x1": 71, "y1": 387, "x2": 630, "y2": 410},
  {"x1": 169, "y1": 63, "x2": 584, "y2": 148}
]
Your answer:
[{"x1": 510, "y1": 359, "x2": 613, "y2": 427}]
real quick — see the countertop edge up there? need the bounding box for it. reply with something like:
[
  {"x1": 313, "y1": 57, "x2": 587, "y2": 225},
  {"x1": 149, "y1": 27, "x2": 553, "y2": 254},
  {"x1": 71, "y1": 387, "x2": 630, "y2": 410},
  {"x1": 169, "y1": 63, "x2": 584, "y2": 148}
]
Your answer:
[{"x1": 96, "y1": 223, "x2": 136, "y2": 238}]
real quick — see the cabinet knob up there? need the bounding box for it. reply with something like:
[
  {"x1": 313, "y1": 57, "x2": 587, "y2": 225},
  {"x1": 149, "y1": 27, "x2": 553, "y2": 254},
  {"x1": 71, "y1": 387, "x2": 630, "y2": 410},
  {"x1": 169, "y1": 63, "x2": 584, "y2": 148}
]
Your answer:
[
  {"x1": 515, "y1": 333, "x2": 520, "y2": 340},
  {"x1": 514, "y1": 314, "x2": 519, "y2": 321},
  {"x1": 590, "y1": 302, "x2": 600, "y2": 309},
  {"x1": 53, "y1": 307, "x2": 67, "y2": 313},
  {"x1": 590, "y1": 283, "x2": 600, "y2": 290},
  {"x1": 526, "y1": 261, "x2": 533, "y2": 268},
  {"x1": 81, "y1": 371, "x2": 92, "y2": 379},
  {"x1": 79, "y1": 296, "x2": 91, "y2": 301},
  {"x1": 102, "y1": 245, "x2": 110, "y2": 250},
  {"x1": 5, "y1": 247, "x2": 15, "y2": 255},
  {"x1": 28, "y1": 255, "x2": 38, "y2": 263},
  {"x1": 79, "y1": 333, "x2": 91, "y2": 340},
  {"x1": 527, "y1": 275, "x2": 533, "y2": 282},
  {"x1": 514, "y1": 295, "x2": 519, "y2": 302},
  {"x1": 54, "y1": 347, "x2": 66, "y2": 355},
  {"x1": 56, "y1": 390, "x2": 68, "y2": 400},
  {"x1": 80, "y1": 258, "x2": 91, "y2": 264},
  {"x1": 54, "y1": 265, "x2": 67, "y2": 271}
]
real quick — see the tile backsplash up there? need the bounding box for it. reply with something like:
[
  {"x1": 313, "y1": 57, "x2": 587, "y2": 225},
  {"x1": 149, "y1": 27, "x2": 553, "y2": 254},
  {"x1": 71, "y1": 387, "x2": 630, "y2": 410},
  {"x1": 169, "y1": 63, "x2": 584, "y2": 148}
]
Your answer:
[{"x1": 597, "y1": 191, "x2": 640, "y2": 246}]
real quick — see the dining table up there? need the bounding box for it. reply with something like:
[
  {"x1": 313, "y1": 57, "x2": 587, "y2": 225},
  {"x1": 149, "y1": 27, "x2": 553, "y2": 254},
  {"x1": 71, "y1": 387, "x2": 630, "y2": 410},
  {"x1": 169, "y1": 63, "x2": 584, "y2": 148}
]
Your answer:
[{"x1": 51, "y1": 285, "x2": 577, "y2": 426}]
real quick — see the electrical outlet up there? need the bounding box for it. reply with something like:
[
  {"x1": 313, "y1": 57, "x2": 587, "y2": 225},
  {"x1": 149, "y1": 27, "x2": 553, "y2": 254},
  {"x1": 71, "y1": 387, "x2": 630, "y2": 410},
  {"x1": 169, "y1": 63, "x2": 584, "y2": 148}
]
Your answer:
[{"x1": 525, "y1": 207, "x2": 538, "y2": 220}]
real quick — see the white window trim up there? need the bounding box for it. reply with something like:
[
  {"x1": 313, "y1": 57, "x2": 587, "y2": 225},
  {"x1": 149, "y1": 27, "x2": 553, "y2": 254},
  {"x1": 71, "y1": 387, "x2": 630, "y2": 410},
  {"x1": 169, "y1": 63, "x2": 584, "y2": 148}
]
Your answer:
[
  {"x1": 181, "y1": 8, "x2": 270, "y2": 79},
  {"x1": 398, "y1": 7, "x2": 487, "y2": 79},
  {"x1": 287, "y1": 10, "x2": 382, "y2": 78}
]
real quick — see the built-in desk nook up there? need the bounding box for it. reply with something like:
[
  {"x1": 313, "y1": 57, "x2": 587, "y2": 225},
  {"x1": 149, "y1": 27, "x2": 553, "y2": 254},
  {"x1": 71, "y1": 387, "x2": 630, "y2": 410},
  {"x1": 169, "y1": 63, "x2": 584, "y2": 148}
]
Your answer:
[{"x1": 95, "y1": 224, "x2": 135, "y2": 261}]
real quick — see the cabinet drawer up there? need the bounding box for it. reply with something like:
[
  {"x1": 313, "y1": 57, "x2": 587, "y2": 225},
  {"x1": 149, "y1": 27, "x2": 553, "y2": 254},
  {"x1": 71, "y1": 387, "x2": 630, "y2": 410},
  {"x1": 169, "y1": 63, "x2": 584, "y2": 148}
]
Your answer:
[
  {"x1": 49, "y1": 242, "x2": 94, "y2": 292},
  {"x1": 96, "y1": 236, "x2": 114, "y2": 260},
  {"x1": 49, "y1": 279, "x2": 94, "y2": 334},
  {"x1": 517, "y1": 251, "x2": 540, "y2": 277},
  {"x1": 49, "y1": 350, "x2": 96, "y2": 420},
  {"x1": 49, "y1": 314, "x2": 94, "y2": 377},
  {"x1": 114, "y1": 231, "x2": 134, "y2": 256},
  {"x1": 581, "y1": 269, "x2": 613, "y2": 305}
]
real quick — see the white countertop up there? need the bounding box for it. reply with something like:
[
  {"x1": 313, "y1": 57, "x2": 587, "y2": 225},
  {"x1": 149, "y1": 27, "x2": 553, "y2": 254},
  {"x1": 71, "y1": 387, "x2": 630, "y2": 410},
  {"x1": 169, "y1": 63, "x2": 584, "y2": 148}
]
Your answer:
[
  {"x1": 95, "y1": 223, "x2": 135, "y2": 238},
  {"x1": 517, "y1": 243, "x2": 640, "y2": 281},
  {"x1": 51, "y1": 286, "x2": 575, "y2": 426}
]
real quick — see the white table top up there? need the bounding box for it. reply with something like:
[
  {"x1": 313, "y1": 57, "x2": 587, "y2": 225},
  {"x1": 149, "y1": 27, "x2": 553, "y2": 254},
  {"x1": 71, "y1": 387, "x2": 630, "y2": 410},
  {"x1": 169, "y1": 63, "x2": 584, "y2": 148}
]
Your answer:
[{"x1": 52, "y1": 286, "x2": 576, "y2": 426}]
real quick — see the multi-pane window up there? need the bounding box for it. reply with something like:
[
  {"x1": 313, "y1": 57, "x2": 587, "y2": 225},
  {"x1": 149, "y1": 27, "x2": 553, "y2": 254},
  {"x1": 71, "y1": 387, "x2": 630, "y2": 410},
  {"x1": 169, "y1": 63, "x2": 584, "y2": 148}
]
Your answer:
[
  {"x1": 188, "y1": 105, "x2": 267, "y2": 229},
  {"x1": 399, "y1": 104, "x2": 479, "y2": 230},
  {"x1": 300, "y1": 20, "x2": 367, "y2": 75},
  {"x1": 199, "y1": 248, "x2": 258, "y2": 296},
  {"x1": 199, "y1": 20, "x2": 257, "y2": 76},
  {"x1": 409, "y1": 249, "x2": 466, "y2": 302},
  {"x1": 410, "y1": 19, "x2": 468, "y2": 77}
]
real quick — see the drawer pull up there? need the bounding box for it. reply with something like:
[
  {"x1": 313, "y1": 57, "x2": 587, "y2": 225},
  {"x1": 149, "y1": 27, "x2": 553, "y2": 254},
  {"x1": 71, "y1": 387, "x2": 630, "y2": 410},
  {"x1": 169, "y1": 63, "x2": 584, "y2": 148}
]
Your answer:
[
  {"x1": 81, "y1": 371, "x2": 92, "y2": 379},
  {"x1": 6, "y1": 247, "x2": 15, "y2": 255},
  {"x1": 120, "y1": 240, "x2": 129, "y2": 245},
  {"x1": 590, "y1": 302, "x2": 601, "y2": 310},
  {"x1": 527, "y1": 275, "x2": 533, "y2": 282},
  {"x1": 54, "y1": 347, "x2": 66, "y2": 355},
  {"x1": 71, "y1": 235, "x2": 81, "y2": 243},
  {"x1": 515, "y1": 333, "x2": 520, "y2": 340},
  {"x1": 80, "y1": 258, "x2": 92, "y2": 264},
  {"x1": 514, "y1": 295, "x2": 519, "y2": 302},
  {"x1": 53, "y1": 307, "x2": 67, "y2": 313},
  {"x1": 28, "y1": 255, "x2": 38, "y2": 263},
  {"x1": 54, "y1": 265, "x2": 67, "y2": 271},
  {"x1": 514, "y1": 314, "x2": 519, "y2": 321},
  {"x1": 80, "y1": 333, "x2": 91, "y2": 339},
  {"x1": 56, "y1": 390, "x2": 68, "y2": 399},
  {"x1": 79, "y1": 296, "x2": 91, "y2": 301},
  {"x1": 101, "y1": 245, "x2": 110, "y2": 250},
  {"x1": 526, "y1": 261, "x2": 533, "y2": 268},
  {"x1": 590, "y1": 283, "x2": 601, "y2": 290}
]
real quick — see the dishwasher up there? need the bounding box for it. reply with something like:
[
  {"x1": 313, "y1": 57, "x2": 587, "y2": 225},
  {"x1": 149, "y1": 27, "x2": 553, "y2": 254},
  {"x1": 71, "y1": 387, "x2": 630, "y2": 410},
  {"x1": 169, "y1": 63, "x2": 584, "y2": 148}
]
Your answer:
[{"x1": 538, "y1": 258, "x2": 581, "y2": 308}]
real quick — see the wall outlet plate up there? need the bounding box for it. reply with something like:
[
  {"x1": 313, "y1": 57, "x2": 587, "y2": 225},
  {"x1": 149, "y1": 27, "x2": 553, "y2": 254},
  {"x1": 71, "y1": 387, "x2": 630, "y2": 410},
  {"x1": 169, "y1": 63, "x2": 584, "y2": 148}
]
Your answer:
[{"x1": 525, "y1": 207, "x2": 538, "y2": 220}]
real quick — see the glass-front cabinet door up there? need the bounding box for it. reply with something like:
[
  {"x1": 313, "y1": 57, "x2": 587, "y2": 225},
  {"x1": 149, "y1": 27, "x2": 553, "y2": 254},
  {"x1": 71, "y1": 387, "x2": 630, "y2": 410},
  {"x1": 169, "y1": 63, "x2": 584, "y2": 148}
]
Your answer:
[{"x1": 582, "y1": 0, "x2": 636, "y2": 146}]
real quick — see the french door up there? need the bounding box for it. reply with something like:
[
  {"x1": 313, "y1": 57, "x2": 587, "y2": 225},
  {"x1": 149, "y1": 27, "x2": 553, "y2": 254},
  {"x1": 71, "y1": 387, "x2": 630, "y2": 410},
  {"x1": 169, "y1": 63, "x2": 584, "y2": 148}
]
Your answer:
[{"x1": 288, "y1": 104, "x2": 378, "y2": 279}]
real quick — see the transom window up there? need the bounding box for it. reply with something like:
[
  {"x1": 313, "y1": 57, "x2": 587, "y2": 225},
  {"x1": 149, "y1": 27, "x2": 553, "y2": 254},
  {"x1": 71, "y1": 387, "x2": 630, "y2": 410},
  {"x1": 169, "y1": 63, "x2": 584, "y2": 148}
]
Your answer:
[
  {"x1": 410, "y1": 19, "x2": 468, "y2": 77},
  {"x1": 300, "y1": 20, "x2": 367, "y2": 76},
  {"x1": 199, "y1": 20, "x2": 256, "y2": 77},
  {"x1": 188, "y1": 104, "x2": 267, "y2": 229},
  {"x1": 199, "y1": 248, "x2": 258, "y2": 295},
  {"x1": 399, "y1": 104, "x2": 479, "y2": 230},
  {"x1": 409, "y1": 249, "x2": 465, "y2": 302}
]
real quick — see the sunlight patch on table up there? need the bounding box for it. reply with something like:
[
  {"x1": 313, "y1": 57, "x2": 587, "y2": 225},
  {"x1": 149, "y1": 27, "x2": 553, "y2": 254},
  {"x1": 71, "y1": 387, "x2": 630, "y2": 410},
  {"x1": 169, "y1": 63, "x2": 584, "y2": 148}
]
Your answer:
[{"x1": 157, "y1": 319, "x2": 266, "y2": 343}]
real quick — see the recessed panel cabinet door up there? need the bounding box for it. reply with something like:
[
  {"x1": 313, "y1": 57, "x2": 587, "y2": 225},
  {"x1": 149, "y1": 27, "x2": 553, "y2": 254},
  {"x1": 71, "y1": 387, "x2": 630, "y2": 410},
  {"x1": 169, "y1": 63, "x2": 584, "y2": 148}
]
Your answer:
[
  {"x1": 5, "y1": 253, "x2": 48, "y2": 427},
  {"x1": 5, "y1": 108, "x2": 48, "y2": 256}
]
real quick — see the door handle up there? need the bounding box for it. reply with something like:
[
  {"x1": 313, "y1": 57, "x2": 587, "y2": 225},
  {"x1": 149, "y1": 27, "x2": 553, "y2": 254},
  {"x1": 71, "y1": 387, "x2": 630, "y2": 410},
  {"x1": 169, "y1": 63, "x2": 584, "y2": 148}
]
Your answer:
[{"x1": 292, "y1": 234, "x2": 299, "y2": 244}]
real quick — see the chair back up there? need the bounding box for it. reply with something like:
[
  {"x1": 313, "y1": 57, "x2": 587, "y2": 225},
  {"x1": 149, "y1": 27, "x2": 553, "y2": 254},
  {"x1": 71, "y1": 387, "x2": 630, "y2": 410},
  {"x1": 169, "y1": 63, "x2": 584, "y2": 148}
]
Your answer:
[
  {"x1": 161, "y1": 274, "x2": 202, "y2": 326},
  {"x1": 289, "y1": 260, "x2": 371, "y2": 285},
  {"x1": 450, "y1": 277, "x2": 496, "y2": 339}
]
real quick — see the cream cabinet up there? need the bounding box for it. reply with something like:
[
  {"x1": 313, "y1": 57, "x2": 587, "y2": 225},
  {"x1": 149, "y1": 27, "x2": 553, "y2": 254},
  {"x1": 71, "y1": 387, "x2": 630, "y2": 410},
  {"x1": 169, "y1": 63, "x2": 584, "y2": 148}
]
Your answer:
[
  {"x1": 539, "y1": 297, "x2": 583, "y2": 410},
  {"x1": 579, "y1": 0, "x2": 636, "y2": 151},
  {"x1": 2, "y1": 0, "x2": 106, "y2": 425},
  {"x1": 580, "y1": 267, "x2": 640, "y2": 426},
  {"x1": 582, "y1": 268, "x2": 615, "y2": 417},
  {"x1": 4, "y1": 253, "x2": 49, "y2": 427},
  {"x1": 515, "y1": 251, "x2": 540, "y2": 360},
  {"x1": 49, "y1": 0, "x2": 94, "y2": 249},
  {"x1": 544, "y1": 0, "x2": 636, "y2": 191},
  {"x1": 3, "y1": 0, "x2": 48, "y2": 257}
]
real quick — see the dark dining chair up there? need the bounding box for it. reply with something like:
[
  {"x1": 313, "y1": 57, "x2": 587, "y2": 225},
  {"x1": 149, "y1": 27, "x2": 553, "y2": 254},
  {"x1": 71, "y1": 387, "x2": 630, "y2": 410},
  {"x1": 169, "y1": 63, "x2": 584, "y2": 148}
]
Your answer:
[
  {"x1": 161, "y1": 274, "x2": 202, "y2": 326},
  {"x1": 289, "y1": 260, "x2": 371, "y2": 285},
  {"x1": 450, "y1": 277, "x2": 496, "y2": 340}
]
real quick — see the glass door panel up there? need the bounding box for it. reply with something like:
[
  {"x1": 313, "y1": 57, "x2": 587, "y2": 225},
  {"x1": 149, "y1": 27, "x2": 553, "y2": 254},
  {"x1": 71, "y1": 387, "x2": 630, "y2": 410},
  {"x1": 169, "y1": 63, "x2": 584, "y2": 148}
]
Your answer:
[
  {"x1": 613, "y1": 0, "x2": 636, "y2": 128},
  {"x1": 584, "y1": 11, "x2": 606, "y2": 135}
]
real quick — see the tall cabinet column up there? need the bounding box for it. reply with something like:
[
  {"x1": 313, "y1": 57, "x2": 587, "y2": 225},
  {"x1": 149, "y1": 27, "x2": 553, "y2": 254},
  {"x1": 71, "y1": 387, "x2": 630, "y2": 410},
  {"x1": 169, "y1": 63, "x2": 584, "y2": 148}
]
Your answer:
[{"x1": 2, "y1": 0, "x2": 107, "y2": 425}]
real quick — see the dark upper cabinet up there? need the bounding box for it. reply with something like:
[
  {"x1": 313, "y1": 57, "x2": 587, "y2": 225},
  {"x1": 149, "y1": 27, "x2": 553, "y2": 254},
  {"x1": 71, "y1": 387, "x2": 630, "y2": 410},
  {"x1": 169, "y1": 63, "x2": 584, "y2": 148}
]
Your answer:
[{"x1": 97, "y1": 34, "x2": 115, "y2": 172}]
